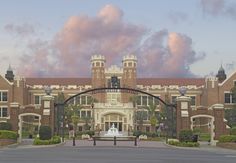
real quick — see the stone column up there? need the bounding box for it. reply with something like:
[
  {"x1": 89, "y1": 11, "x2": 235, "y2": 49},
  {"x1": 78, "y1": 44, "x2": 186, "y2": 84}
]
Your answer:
[
  {"x1": 41, "y1": 95, "x2": 55, "y2": 135},
  {"x1": 176, "y1": 96, "x2": 191, "y2": 138}
]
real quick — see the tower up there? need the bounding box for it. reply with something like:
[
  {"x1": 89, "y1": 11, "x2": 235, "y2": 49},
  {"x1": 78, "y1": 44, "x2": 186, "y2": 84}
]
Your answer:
[
  {"x1": 216, "y1": 64, "x2": 226, "y2": 83},
  {"x1": 91, "y1": 55, "x2": 106, "y2": 102},
  {"x1": 122, "y1": 55, "x2": 137, "y2": 102},
  {"x1": 5, "y1": 65, "x2": 14, "y2": 82}
]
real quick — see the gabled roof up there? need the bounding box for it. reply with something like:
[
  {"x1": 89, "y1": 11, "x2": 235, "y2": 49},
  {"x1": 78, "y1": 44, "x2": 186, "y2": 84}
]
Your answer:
[
  {"x1": 137, "y1": 78, "x2": 205, "y2": 86},
  {"x1": 25, "y1": 78, "x2": 91, "y2": 86}
]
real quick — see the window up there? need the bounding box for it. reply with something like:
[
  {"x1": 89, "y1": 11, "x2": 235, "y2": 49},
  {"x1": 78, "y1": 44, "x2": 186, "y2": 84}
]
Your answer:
[
  {"x1": 148, "y1": 96, "x2": 153, "y2": 106},
  {"x1": 142, "y1": 96, "x2": 147, "y2": 106},
  {"x1": 171, "y1": 96, "x2": 177, "y2": 104},
  {"x1": 74, "y1": 96, "x2": 79, "y2": 105},
  {"x1": 136, "y1": 111, "x2": 148, "y2": 121},
  {"x1": 81, "y1": 96, "x2": 86, "y2": 105},
  {"x1": 154, "y1": 98, "x2": 160, "y2": 106},
  {"x1": 225, "y1": 93, "x2": 235, "y2": 104},
  {"x1": 0, "y1": 107, "x2": 8, "y2": 117},
  {"x1": 81, "y1": 111, "x2": 86, "y2": 118},
  {"x1": 87, "y1": 111, "x2": 91, "y2": 118},
  {"x1": 0, "y1": 91, "x2": 8, "y2": 102},
  {"x1": 137, "y1": 96, "x2": 141, "y2": 105},
  {"x1": 34, "y1": 95, "x2": 41, "y2": 105},
  {"x1": 87, "y1": 96, "x2": 92, "y2": 105},
  {"x1": 190, "y1": 96, "x2": 196, "y2": 106}
]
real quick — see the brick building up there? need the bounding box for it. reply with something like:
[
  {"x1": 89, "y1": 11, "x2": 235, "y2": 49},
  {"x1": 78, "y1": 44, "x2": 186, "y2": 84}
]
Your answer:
[{"x1": 0, "y1": 55, "x2": 233, "y2": 139}]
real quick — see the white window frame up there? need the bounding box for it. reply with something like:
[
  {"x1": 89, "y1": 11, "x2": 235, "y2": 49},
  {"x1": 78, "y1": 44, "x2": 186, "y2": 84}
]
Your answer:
[
  {"x1": 0, "y1": 90, "x2": 8, "y2": 102},
  {"x1": 0, "y1": 106, "x2": 8, "y2": 118},
  {"x1": 34, "y1": 95, "x2": 42, "y2": 105},
  {"x1": 224, "y1": 91, "x2": 235, "y2": 104}
]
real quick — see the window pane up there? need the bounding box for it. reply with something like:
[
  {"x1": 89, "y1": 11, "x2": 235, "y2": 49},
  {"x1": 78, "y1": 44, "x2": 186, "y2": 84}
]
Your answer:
[
  {"x1": 35, "y1": 96, "x2": 40, "y2": 104},
  {"x1": 87, "y1": 96, "x2": 92, "y2": 105},
  {"x1": 154, "y1": 98, "x2": 160, "y2": 106},
  {"x1": 87, "y1": 111, "x2": 91, "y2": 118},
  {"x1": 225, "y1": 93, "x2": 231, "y2": 103},
  {"x1": 137, "y1": 96, "x2": 141, "y2": 105},
  {"x1": 142, "y1": 96, "x2": 147, "y2": 106},
  {"x1": 232, "y1": 94, "x2": 236, "y2": 103},
  {"x1": 2, "y1": 92, "x2": 7, "y2": 101},
  {"x1": 81, "y1": 96, "x2": 86, "y2": 105},
  {"x1": 81, "y1": 111, "x2": 86, "y2": 118},
  {"x1": 75, "y1": 96, "x2": 80, "y2": 105},
  {"x1": 2, "y1": 108, "x2": 8, "y2": 117},
  {"x1": 148, "y1": 96, "x2": 153, "y2": 106},
  {"x1": 190, "y1": 96, "x2": 196, "y2": 106}
]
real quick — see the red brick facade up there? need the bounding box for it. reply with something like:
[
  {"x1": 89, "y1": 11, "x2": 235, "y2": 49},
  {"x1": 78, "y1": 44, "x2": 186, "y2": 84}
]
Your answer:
[{"x1": 0, "y1": 55, "x2": 234, "y2": 141}]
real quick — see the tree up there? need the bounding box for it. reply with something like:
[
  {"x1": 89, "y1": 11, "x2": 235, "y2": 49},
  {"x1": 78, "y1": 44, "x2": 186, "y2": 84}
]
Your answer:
[
  {"x1": 146, "y1": 103, "x2": 158, "y2": 132},
  {"x1": 65, "y1": 104, "x2": 83, "y2": 136},
  {"x1": 135, "y1": 110, "x2": 147, "y2": 131}
]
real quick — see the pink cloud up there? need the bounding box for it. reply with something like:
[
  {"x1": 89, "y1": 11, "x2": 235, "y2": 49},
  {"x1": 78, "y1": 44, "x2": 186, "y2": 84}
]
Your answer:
[{"x1": 16, "y1": 4, "x2": 205, "y2": 78}]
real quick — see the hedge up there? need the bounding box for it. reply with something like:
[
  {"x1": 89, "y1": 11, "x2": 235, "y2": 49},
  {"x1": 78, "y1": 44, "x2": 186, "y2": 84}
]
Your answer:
[
  {"x1": 230, "y1": 127, "x2": 236, "y2": 135},
  {"x1": 39, "y1": 126, "x2": 52, "y2": 140},
  {"x1": 168, "y1": 140, "x2": 200, "y2": 147},
  {"x1": 219, "y1": 135, "x2": 236, "y2": 143},
  {"x1": 0, "y1": 130, "x2": 17, "y2": 140},
  {"x1": 179, "y1": 130, "x2": 193, "y2": 142},
  {"x1": 33, "y1": 136, "x2": 61, "y2": 145},
  {"x1": 0, "y1": 122, "x2": 12, "y2": 130}
]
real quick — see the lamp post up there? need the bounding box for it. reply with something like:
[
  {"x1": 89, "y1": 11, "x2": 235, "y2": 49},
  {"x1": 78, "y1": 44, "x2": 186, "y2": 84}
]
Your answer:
[{"x1": 91, "y1": 103, "x2": 94, "y2": 131}]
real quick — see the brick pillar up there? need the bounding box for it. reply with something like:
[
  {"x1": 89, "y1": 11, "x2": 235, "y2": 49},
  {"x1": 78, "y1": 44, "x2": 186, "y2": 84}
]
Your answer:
[
  {"x1": 212, "y1": 104, "x2": 228, "y2": 139},
  {"x1": 176, "y1": 96, "x2": 191, "y2": 138},
  {"x1": 9, "y1": 102, "x2": 20, "y2": 132},
  {"x1": 41, "y1": 95, "x2": 55, "y2": 136}
]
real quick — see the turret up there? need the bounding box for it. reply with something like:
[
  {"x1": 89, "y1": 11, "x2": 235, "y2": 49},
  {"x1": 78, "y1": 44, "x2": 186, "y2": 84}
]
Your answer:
[
  {"x1": 5, "y1": 65, "x2": 14, "y2": 82},
  {"x1": 216, "y1": 64, "x2": 226, "y2": 83},
  {"x1": 122, "y1": 55, "x2": 137, "y2": 103},
  {"x1": 122, "y1": 55, "x2": 137, "y2": 87},
  {"x1": 91, "y1": 55, "x2": 106, "y2": 102}
]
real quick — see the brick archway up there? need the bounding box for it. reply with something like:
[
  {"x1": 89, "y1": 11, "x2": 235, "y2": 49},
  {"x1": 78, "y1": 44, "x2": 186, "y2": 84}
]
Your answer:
[
  {"x1": 176, "y1": 96, "x2": 229, "y2": 144},
  {"x1": 190, "y1": 114, "x2": 214, "y2": 143},
  {"x1": 18, "y1": 113, "x2": 41, "y2": 142}
]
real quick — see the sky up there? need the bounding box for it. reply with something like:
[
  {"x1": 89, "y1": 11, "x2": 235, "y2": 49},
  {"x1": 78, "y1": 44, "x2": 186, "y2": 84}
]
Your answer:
[{"x1": 0, "y1": 0, "x2": 236, "y2": 78}]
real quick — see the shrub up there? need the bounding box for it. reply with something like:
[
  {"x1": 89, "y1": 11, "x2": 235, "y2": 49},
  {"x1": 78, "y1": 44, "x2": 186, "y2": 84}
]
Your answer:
[
  {"x1": 219, "y1": 135, "x2": 236, "y2": 143},
  {"x1": 0, "y1": 130, "x2": 17, "y2": 140},
  {"x1": 230, "y1": 127, "x2": 236, "y2": 135},
  {"x1": 39, "y1": 126, "x2": 52, "y2": 140},
  {"x1": 168, "y1": 140, "x2": 199, "y2": 147},
  {"x1": 179, "y1": 130, "x2": 193, "y2": 142},
  {"x1": 0, "y1": 122, "x2": 12, "y2": 130},
  {"x1": 33, "y1": 136, "x2": 61, "y2": 145},
  {"x1": 84, "y1": 130, "x2": 95, "y2": 137}
]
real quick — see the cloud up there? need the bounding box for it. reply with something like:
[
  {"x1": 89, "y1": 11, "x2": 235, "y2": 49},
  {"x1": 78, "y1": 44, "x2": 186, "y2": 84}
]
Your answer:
[
  {"x1": 200, "y1": 0, "x2": 236, "y2": 20},
  {"x1": 136, "y1": 31, "x2": 205, "y2": 77},
  {"x1": 16, "y1": 4, "x2": 205, "y2": 78},
  {"x1": 4, "y1": 23, "x2": 35, "y2": 37},
  {"x1": 200, "y1": 0, "x2": 225, "y2": 16}
]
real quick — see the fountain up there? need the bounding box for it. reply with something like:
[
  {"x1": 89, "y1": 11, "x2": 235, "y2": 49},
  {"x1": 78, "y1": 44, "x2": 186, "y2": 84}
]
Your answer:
[{"x1": 104, "y1": 123, "x2": 123, "y2": 137}]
